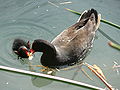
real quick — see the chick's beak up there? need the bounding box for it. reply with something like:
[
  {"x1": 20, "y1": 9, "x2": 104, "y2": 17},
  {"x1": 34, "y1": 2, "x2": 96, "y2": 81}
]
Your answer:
[{"x1": 26, "y1": 51, "x2": 33, "y2": 60}]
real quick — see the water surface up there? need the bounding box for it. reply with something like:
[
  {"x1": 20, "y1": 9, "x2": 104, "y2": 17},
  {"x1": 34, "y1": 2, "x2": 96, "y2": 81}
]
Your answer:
[{"x1": 0, "y1": 0, "x2": 120, "y2": 90}]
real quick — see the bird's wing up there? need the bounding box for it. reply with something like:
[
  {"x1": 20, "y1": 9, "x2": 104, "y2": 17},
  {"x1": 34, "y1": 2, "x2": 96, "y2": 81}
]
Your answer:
[
  {"x1": 51, "y1": 8, "x2": 101, "y2": 54},
  {"x1": 51, "y1": 21, "x2": 86, "y2": 47}
]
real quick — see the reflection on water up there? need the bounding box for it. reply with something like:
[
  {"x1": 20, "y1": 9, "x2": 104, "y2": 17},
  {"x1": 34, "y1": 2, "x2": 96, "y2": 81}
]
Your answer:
[
  {"x1": 18, "y1": 59, "x2": 30, "y2": 65},
  {"x1": 31, "y1": 76, "x2": 53, "y2": 88},
  {"x1": 29, "y1": 65, "x2": 56, "y2": 88},
  {"x1": 0, "y1": 0, "x2": 120, "y2": 90}
]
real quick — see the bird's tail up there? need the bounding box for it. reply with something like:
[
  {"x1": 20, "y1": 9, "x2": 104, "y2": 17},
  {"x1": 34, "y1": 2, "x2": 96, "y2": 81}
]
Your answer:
[{"x1": 77, "y1": 8, "x2": 101, "y2": 30}]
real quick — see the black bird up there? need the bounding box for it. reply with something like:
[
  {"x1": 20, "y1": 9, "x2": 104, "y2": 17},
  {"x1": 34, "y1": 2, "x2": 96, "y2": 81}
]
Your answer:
[
  {"x1": 30, "y1": 9, "x2": 101, "y2": 69},
  {"x1": 12, "y1": 39, "x2": 33, "y2": 60}
]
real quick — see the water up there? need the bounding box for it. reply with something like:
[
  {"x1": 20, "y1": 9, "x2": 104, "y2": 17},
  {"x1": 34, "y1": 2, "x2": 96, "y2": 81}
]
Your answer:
[{"x1": 0, "y1": 0, "x2": 120, "y2": 90}]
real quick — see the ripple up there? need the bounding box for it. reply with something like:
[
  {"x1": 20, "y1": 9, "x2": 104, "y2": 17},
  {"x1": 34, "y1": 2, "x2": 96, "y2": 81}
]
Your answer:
[{"x1": 0, "y1": 19, "x2": 54, "y2": 69}]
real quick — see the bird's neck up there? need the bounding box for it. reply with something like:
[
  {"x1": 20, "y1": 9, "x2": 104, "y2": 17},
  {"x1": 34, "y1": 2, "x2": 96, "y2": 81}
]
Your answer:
[
  {"x1": 40, "y1": 42, "x2": 57, "y2": 67},
  {"x1": 43, "y1": 44, "x2": 56, "y2": 55},
  {"x1": 32, "y1": 40, "x2": 56, "y2": 55}
]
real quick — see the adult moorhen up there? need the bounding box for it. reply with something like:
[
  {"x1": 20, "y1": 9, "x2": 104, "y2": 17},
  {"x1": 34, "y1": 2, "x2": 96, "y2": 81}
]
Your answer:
[{"x1": 30, "y1": 8, "x2": 101, "y2": 69}]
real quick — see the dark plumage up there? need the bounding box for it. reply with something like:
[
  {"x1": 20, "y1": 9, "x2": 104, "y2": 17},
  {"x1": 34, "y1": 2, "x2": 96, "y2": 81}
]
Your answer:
[
  {"x1": 12, "y1": 39, "x2": 30, "y2": 59},
  {"x1": 31, "y1": 9, "x2": 101, "y2": 69}
]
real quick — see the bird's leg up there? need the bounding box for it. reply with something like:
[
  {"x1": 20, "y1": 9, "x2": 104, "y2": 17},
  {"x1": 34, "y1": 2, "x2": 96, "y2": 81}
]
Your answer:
[
  {"x1": 30, "y1": 65, "x2": 48, "y2": 71},
  {"x1": 28, "y1": 61, "x2": 36, "y2": 71},
  {"x1": 29, "y1": 64, "x2": 50, "y2": 72},
  {"x1": 29, "y1": 64, "x2": 56, "y2": 75},
  {"x1": 39, "y1": 66, "x2": 49, "y2": 72},
  {"x1": 28, "y1": 62, "x2": 47, "y2": 72},
  {"x1": 30, "y1": 65, "x2": 46, "y2": 68}
]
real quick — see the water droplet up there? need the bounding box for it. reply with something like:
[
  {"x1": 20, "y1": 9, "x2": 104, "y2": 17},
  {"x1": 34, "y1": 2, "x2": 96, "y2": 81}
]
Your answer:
[
  {"x1": 6, "y1": 82, "x2": 9, "y2": 84},
  {"x1": 46, "y1": 9, "x2": 48, "y2": 12},
  {"x1": 37, "y1": 6, "x2": 40, "y2": 8}
]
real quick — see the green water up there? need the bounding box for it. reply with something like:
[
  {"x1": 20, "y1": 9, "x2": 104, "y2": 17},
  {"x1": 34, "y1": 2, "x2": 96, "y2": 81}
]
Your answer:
[{"x1": 0, "y1": 0, "x2": 120, "y2": 90}]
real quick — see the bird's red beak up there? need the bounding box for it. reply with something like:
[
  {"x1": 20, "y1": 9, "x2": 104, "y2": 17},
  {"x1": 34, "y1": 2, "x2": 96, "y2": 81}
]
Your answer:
[
  {"x1": 26, "y1": 49, "x2": 35, "y2": 60},
  {"x1": 25, "y1": 49, "x2": 34, "y2": 60},
  {"x1": 30, "y1": 49, "x2": 35, "y2": 54}
]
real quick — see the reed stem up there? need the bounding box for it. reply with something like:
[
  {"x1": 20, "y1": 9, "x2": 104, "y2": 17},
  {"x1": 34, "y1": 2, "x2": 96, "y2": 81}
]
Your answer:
[
  {"x1": 65, "y1": 8, "x2": 120, "y2": 30},
  {"x1": 108, "y1": 41, "x2": 120, "y2": 50}
]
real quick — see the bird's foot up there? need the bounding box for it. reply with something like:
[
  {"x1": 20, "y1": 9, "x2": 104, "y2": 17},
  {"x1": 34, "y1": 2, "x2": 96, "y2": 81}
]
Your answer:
[
  {"x1": 29, "y1": 64, "x2": 56, "y2": 75},
  {"x1": 29, "y1": 65, "x2": 46, "y2": 68},
  {"x1": 29, "y1": 64, "x2": 47, "y2": 71}
]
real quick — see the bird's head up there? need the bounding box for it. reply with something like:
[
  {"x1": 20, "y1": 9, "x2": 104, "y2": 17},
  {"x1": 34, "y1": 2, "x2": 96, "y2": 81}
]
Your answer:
[{"x1": 18, "y1": 46, "x2": 33, "y2": 60}]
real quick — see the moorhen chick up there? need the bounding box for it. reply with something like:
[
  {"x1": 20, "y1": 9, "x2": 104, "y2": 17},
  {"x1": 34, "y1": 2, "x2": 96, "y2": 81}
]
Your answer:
[{"x1": 12, "y1": 39, "x2": 33, "y2": 60}]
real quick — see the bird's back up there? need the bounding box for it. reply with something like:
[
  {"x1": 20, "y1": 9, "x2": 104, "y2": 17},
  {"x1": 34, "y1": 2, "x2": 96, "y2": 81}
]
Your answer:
[{"x1": 51, "y1": 9, "x2": 101, "y2": 66}]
